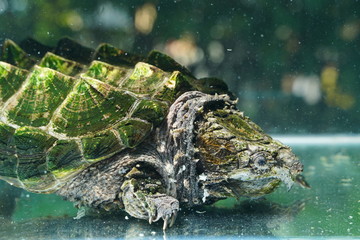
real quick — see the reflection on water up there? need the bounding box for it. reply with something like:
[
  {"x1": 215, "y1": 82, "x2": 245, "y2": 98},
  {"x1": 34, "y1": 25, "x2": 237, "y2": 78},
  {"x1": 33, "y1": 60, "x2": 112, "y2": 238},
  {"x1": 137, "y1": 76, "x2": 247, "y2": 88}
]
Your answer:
[
  {"x1": 0, "y1": 200, "x2": 305, "y2": 240},
  {"x1": 0, "y1": 141, "x2": 359, "y2": 239},
  {"x1": 0, "y1": 181, "x2": 21, "y2": 221},
  {"x1": 267, "y1": 143, "x2": 359, "y2": 237}
]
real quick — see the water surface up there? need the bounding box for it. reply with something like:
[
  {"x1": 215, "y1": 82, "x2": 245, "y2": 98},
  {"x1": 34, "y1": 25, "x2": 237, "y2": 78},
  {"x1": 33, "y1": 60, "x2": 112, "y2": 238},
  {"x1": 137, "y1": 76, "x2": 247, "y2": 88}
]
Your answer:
[{"x1": 0, "y1": 137, "x2": 359, "y2": 239}]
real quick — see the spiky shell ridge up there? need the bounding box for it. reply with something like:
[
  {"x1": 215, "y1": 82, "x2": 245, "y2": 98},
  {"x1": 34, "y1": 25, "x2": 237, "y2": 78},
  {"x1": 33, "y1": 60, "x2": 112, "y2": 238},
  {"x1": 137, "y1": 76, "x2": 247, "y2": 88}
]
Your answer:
[{"x1": 0, "y1": 38, "x2": 210, "y2": 193}]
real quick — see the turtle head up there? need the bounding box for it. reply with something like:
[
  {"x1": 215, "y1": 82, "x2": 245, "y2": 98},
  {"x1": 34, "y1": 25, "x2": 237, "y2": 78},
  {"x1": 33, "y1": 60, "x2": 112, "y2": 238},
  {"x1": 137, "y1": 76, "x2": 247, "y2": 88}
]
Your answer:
[{"x1": 195, "y1": 107, "x2": 309, "y2": 203}]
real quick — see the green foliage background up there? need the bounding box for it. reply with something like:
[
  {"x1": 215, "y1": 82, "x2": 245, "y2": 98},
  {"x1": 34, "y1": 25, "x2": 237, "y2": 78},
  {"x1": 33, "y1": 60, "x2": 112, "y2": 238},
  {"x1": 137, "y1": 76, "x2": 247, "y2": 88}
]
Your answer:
[{"x1": 0, "y1": 0, "x2": 359, "y2": 133}]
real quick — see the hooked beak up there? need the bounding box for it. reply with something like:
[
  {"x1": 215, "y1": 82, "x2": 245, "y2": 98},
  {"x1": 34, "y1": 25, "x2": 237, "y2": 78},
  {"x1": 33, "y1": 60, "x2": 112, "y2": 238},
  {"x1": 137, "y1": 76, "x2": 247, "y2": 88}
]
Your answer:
[
  {"x1": 275, "y1": 148, "x2": 310, "y2": 189},
  {"x1": 273, "y1": 168, "x2": 310, "y2": 190},
  {"x1": 295, "y1": 174, "x2": 311, "y2": 188}
]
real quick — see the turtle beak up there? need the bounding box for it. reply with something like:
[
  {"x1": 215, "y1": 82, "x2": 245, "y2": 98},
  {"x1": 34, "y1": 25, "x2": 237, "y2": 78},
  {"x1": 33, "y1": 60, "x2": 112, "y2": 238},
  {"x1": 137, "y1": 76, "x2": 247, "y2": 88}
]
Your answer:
[
  {"x1": 272, "y1": 170, "x2": 310, "y2": 191},
  {"x1": 275, "y1": 148, "x2": 311, "y2": 190},
  {"x1": 272, "y1": 167, "x2": 295, "y2": 191},
  {"x1": 295, "y1": 174, "x2": 311, "y2": 188}
]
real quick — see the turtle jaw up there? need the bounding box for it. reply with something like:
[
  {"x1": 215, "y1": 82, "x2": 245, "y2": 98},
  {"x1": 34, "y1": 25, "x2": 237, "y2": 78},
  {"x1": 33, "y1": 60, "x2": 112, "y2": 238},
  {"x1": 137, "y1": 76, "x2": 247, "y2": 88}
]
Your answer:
[
  {"x1": 227, "y1": 167, "x2": 294, "y2": 198},
  {"x1": 200, "y1": 167, "x2": 295, "y2": 202},
  {"x1": 275, "y1": 148, "x2": 310, "y2": 189},
  {"x1": 276, "y1": 148, "x2": 303, "y2": 176}
]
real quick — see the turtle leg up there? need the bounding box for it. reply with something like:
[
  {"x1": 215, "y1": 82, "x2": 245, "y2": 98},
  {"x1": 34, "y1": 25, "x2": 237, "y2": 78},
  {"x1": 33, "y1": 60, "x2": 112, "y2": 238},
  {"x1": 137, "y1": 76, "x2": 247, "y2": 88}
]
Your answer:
[{"x1": 121, "y1": 178, "x2": 179, "y2": 230}]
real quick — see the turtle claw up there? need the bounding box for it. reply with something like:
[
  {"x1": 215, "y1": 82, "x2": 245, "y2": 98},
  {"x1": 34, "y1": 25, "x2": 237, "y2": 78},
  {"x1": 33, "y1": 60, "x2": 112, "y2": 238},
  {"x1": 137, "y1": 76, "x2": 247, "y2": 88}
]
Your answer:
[
  {"x1": 163, "y1": 214, "x2": 169, "y2": 230},
  {"x1": 162, "y1": 209, "x2": 178, "y2": 230},
  {"x1": 146, "y1": 194, "x2": 179, "y2": 230},
  {"x1": 169, "y1": 210, "x2": 177, "y2": 227},
  {"x1": 295, "y1": 174, "x2": 311, "y2": 188},
  {"x1": 121, "y1": 179, "x2": 179, "y2": 228}
]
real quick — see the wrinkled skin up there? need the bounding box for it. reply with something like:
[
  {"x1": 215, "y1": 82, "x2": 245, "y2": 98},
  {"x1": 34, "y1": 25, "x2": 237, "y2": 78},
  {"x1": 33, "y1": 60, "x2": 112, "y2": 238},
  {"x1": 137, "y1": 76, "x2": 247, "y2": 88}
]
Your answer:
[
  {"x1": 58, "y1": 91, "x2": 309, "y2": 230},
  {"x1": 195, "y1": 108, "x2": 304, "y2": 203}
]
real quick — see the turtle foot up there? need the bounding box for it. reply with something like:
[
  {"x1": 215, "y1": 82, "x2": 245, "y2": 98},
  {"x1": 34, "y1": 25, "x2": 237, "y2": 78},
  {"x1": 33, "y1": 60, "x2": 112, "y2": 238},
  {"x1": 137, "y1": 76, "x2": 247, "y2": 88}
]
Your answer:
[
  {"x1": 146, "y1": 194, "x2": 179, "y2": 230},
  {"x1": 121, "y1": 178, "x2": 179, "y2": 230}
]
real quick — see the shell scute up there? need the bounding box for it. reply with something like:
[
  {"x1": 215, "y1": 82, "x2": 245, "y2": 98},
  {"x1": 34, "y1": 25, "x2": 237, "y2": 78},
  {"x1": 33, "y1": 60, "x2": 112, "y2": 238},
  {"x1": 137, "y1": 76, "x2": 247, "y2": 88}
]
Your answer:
[
  {"x1": 116, "y1": 119, "x2": 152, "y2": 148},
  {"x1": 14, "y1": 126, "x2": 57, "y2": 180},
  {"x1": 132, "y1": 99, "x2": 168, "y2": 126},
  {"x1": 0, "y1": 62, "x2": 28, "y2": 105},
  {"x1": 1, "y1": 39, "x2": 36, "y2": 69},
  {"x1": 47, "y1": 139, "x2": 84, "y2": 172},
  {"x1": 39, "y1": 52, "x2": 84, "y2": 76},
  {"x1": 0, "y1": 38, "x2": 227, "y2": 192},
  {"x1": 0, "y1": 122, "x2": 16, "y2": 178},
  {"x1": 5, "y1": 66, "x2": 74, "y2": 127},
  {"x1": 84, "y1": 60, "x2": 130, "y2": 87},
  {"x1": 94, "y1": 43, "x2": 144, "y2": 67},
  {"x1": 146, "y1": 50, "x2": 193, "y2": 77},
  {"x1": 50, "y1": 76, "x2": 137, "y2": 137},
  {"x1": 81, "y1": 129, "x2": 125, "y2": 161},
  {"x1": 122, "y1": 62, "x2": 168, "y2": 95}
]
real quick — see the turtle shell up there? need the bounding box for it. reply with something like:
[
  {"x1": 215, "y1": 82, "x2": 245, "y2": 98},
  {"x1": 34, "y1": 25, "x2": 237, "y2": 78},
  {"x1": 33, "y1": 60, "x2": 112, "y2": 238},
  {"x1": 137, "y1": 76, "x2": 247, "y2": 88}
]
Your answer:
[{"x1": 0, "y1": 38, "x2": 228, "y2": 193}]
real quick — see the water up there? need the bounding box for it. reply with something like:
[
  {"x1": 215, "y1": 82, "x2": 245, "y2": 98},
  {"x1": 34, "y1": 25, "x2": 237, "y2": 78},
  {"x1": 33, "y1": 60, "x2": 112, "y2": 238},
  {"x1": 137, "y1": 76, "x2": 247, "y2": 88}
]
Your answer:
[
  {"x1": 0, "y1": 136, "x2": 359, "y2": 239},
  {"x1": 0, "y1": 1, "x2": 359, "y2": 239}
]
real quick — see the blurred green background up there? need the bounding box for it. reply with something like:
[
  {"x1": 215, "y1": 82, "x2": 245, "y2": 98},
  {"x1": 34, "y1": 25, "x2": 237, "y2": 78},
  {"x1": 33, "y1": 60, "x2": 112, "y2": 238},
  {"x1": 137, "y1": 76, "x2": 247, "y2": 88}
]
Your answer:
[{"x1": 0, "y1": 0, "x2": 359, "y2": 133}]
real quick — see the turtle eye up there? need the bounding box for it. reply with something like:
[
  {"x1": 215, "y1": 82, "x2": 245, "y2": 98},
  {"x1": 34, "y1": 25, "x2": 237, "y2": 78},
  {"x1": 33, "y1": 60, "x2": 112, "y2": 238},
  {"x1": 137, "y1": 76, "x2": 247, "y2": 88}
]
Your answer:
[
  {"x1": 256, "y1": 155, "x2": 267, "y2": 166},
  {"x1": 252, "y1": 153, "x2": 268, "y2": 169}
]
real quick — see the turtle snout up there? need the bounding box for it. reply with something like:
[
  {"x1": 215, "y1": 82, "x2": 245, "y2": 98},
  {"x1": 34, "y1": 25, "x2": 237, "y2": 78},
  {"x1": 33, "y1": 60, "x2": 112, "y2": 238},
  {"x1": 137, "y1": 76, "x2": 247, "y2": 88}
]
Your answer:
[
  {"x1": 277, "y1": 148, "x2": 303, "y2": 174},
  {"x1": 276, "y1": 148, "x2": 310, "y2": 188}
]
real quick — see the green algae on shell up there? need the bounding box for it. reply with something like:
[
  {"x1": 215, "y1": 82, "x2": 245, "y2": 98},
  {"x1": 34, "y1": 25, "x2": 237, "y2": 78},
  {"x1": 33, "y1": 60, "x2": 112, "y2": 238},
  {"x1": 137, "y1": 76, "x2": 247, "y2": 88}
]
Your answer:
[{"x1": 0, "y1": 38, "x2": 229, "y2": 192}]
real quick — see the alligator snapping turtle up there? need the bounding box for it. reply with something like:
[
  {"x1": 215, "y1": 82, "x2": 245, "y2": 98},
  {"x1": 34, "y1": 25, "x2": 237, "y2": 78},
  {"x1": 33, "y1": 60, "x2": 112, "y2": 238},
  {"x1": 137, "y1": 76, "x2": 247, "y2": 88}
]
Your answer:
[{"x1": 0, "y1": 38, "x2": 309, "y2": 229}]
